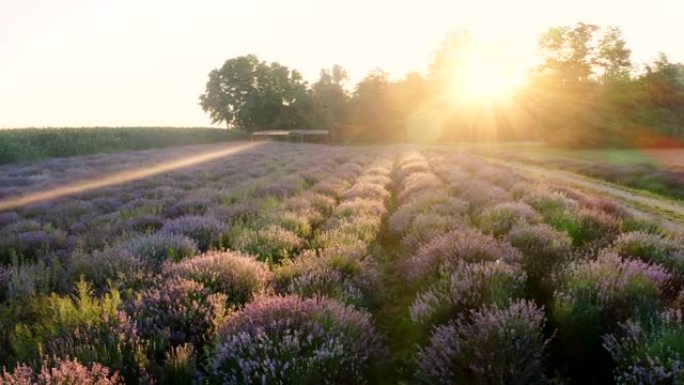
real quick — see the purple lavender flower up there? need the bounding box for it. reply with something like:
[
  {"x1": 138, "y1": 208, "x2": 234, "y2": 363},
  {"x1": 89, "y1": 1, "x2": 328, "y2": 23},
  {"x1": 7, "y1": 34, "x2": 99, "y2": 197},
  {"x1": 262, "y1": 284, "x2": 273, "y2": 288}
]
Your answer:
[
  {"x1": 127, "y1": 277, "x2": 227, "y2": 352},
  {"x1": 163, "y1": 250, "x2": 272, "y2": 306},
  {"x1": 122, "y1": 232, "x2": 198, "y2": 264},
  {"x1": 417, "y1": 300, "x2": 548, "y2": 385},
  {"x1": 552, "y1": 252, "x2": 670, "y2": 378},
  {"x1": 604, "y1": 309, "x2": 684, "y2": 384},
  {"x1": 613, "y1": 231, "x2": 684, "y2": 282},
  {"x1": 163, "y1": 199, "x2": 212, "y2": 218},
  {"x1": 409, "y1": 228, "x2": 522, "y2": 282},
  {"x1": 0, "y1": 211, "x2": 19, "y2": 229},
  {"x1": 161, "y1": 215, "x2": 228, "y2": 252},
  {"x1": 411, "y1": 261, "x2": 526, "y2": 327},
  {"x1": 477, "y1": 202, "x2": 542, "y2": 237},
  {"x1": 203, "y1": 295, "x2": 383, "y2": 384},
  {"x1": 1, "y1": 358, "x2": 124, "y2": 384}
]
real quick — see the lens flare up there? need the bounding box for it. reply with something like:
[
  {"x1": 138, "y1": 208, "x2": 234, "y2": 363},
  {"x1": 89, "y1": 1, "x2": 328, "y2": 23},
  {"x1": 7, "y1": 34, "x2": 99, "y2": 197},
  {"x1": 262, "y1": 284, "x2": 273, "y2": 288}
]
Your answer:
[{"x1": 0, "y1": 141, "x2": 262, "y2": 211}]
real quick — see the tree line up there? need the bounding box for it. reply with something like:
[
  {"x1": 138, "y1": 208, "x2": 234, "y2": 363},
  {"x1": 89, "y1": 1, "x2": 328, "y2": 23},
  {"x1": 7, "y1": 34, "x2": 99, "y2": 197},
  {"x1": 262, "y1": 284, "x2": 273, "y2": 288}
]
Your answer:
[{"x1": 199, "y1": 23, "x2": 684, "y2": 147}]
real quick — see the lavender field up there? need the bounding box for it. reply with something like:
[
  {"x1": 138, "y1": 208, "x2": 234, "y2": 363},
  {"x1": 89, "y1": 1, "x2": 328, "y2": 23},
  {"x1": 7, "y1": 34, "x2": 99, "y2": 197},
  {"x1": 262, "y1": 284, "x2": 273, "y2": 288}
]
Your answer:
[{"x1": 1, "y1": 141, "x2": 683, "y2": 384}]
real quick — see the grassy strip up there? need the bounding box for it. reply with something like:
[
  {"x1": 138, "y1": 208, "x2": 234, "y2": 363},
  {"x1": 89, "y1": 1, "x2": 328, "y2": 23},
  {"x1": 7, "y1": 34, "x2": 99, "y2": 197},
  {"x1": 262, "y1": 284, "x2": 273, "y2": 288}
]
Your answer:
[{"x1": 0, "y1": 127, "x2": 246, "y2": 164}]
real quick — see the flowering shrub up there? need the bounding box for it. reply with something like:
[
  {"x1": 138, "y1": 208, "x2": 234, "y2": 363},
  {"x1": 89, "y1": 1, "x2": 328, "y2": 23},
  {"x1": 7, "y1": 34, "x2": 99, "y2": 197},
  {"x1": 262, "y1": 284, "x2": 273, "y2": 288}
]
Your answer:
[
  {"x1": 161, "y1": 215, "x2": 228, "y2": 251},
  {"x1": 203, "y1": 295, "x2": 383, "y2": 384},
  {"x1": 0, "y1": 226, "x2": 70, "y2": 263},
  {"x1": 11, "y1": 279, "x2": 130, "y2": 364},
  {"x1": 604, "y1": 309, "x2": 684, "y2": 384},
  {"x1": 163, "y1": 250, "x2": 272, "y2": 307},
  {"x1": 614, "y1": 231, "x2": 684, "y2": 283},
  {"x1": 0, "y1": 358, "x2": 123, "y2": 385},
  {"x1": 231, "y1": 225, "x2": 303, "y2": 265},
  {"x1": 120, "y1": 214, "x2": 165, "y2": 233},
  {"x1": 506, "y1": 223, "x2": 573, "y2": 304},
  {"x1": 275, "y1": 245, "x2": 381, "y2": 308},
  {"x1": 552, "y1": 252, "x2": 670, "y2": 380},
  {"x1": 0, "y1": 211, "x2": 19, "y2": 229},
  {"x1": 397, "y1": 172, "x2": 443, "y2": 203},
  {"x1": 409, "y1": 228, "x2": 522, "y2": 282},
  {"x1": 321, "y1": 216, "x2": 383, "y2": 245},
  {"x1": 417, "y1": 300, "x2": 548, "y2": 385},
  {"x1": 568, "y1": 207, "x2": 623, "y2": 246},
  {"x1": 122, "y1": 232, "x2": 198, "y2": 264},
  {"x1": 127, "y1": 277, "x2": 227, "y2": 355},
  {"x1": 399, "y1": 213, "x2": 464, "y2": 252},
  {"x1": 333, "y1": 198, "x2": 387, "y2": 218},
  {"x1": 343, "y1": 181, "x2": 391, "y2": 201},
  {"x1": 452, "y1": 181, "x2": 511, "y2": 211},
  {"x1": 163, "y1": 198, "x2": 211, "y2": 218},
  {"x1": 477, "y1": 202, "x2": 542, "y2": 237},
  {"x1": 388, "y1": 194, "x2": 468, "y2": 235},
  {"x1": 1, "y1": 259, "x2": 69, "y2": 301},
  {"x1": 411, "y1": 261, "x2": 526, "y2": 328}
]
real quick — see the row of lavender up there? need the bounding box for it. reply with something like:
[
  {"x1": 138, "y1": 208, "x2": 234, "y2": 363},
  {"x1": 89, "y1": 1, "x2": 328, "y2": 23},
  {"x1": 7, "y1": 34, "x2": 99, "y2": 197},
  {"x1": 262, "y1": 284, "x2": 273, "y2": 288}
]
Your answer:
[
  {"x1": 0, "y1": 143, "x2": 392, "y2": 383},
  {"x1": 388, "y1": 149, "x2": 684, "y2": 384}
]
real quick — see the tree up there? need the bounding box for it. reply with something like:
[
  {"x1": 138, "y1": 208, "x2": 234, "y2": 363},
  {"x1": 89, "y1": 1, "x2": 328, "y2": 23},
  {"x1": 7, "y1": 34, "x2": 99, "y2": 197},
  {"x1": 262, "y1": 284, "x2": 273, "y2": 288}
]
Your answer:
[
  {"x1": 530, "y1": 23, "x2": 637, "y2": 146},
  {"x1": 596, "y1": 27, "x2": 632, "y2": 82},
  {"x1": 311, "y1": 65, "x2": 350, "y2": 140},
  {"x1": 347, "y1": 69, "x2": 399, "y2": 142},
  {"x1": 199, "y1": 54, "x2": 315, "y2": 132},
  {"x1": 536, "y1": 23, "x2": 599, "y2": 84}
]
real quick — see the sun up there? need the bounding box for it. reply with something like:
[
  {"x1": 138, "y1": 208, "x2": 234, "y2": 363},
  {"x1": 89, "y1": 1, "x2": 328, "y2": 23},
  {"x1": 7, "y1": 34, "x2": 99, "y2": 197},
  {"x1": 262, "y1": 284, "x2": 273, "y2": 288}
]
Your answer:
[{"x1": 452, "y1": 50, "x2": 527, "y2": 103}]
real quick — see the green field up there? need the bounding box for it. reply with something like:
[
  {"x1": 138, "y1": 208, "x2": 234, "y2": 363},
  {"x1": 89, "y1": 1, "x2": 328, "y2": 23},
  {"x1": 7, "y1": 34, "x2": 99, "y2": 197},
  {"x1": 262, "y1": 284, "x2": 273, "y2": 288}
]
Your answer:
[{"x1": 0, "y1": 127, "x2": 246, "y2": 164}]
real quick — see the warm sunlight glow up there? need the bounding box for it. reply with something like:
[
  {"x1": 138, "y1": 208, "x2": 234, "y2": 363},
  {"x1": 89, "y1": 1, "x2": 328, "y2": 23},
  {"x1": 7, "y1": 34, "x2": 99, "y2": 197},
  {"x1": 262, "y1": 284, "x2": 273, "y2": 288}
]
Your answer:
[{"x1": 459, "y1": 59, "x2": 525, "y2": 102}]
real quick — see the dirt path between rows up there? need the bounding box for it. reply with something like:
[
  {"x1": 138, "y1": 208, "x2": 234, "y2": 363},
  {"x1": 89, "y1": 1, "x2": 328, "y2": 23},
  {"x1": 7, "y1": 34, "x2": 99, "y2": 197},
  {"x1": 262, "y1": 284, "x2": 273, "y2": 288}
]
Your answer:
[{"x1": 483, "y1": 156, "x2": 684, "y2": 236}]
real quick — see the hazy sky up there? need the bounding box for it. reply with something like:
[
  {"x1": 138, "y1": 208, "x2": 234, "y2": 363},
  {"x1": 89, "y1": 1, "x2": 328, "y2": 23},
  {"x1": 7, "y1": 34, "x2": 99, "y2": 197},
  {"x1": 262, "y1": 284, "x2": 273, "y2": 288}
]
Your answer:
[{"x1": 1, "y1": 0, "x2": 683, "y2": 128}]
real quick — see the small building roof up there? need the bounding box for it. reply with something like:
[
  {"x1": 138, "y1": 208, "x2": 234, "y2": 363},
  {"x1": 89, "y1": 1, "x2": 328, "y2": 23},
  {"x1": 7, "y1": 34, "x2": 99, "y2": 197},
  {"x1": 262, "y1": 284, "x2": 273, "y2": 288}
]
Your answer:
[{"x1": 251, "y1": 130, "x2": 328, "y2": 136}]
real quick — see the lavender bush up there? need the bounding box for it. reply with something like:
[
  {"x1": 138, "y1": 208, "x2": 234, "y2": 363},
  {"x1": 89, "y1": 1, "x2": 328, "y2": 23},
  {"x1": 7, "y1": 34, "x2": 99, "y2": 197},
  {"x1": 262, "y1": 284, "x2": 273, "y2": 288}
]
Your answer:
[
  {"x1": 0, "y1": 358, "x2": 123, "y2": 385},
  {"x1": 203, "y1": 295, "x2": 383, "y2": 385},
  {"x1": 231, "y1": 225, "x2": 303, "y2": 265},
  {"x1": 275, "y1": 244, "x2": 381, "y2": 308},
  {"x1": 161, "y1": 215, "x2": 228, "y2": 252},
  {"x1": 552, "y1": 252, "x2": 670, "y2": 381},
  {"x1": 127, "y1": 277, "x2": 227, "y2": 355},
  {"x1": 614, "y1": 231, "x2": 684, "y2": 284},
  {"x1": 477, "y1": 202, "x2": 542, "y2": 237},
  {"x1": 409, "y1": 228, "x2": 522, "y2": 282},
  {"x1": 411, "y1": 261, "x2": 526, "y2": 329},
  {"x1": 121, "y1": 232, "x2": 198, "y2": 264},
  {"x1": 506, "y1": 223, "x2": 573, "y2": 304},
  {"x1": 162, "y1": 250, "x2": 272, "y2": 307},
  {"x1": 388, "y1": 194, "x2": 468, "y2": 235},
  {"x1": 417, "y1": 300, "x2": 548, "y2": 385},
  {"x1": 604, "y1": 309, "x2": 684, "y2": 384}
]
